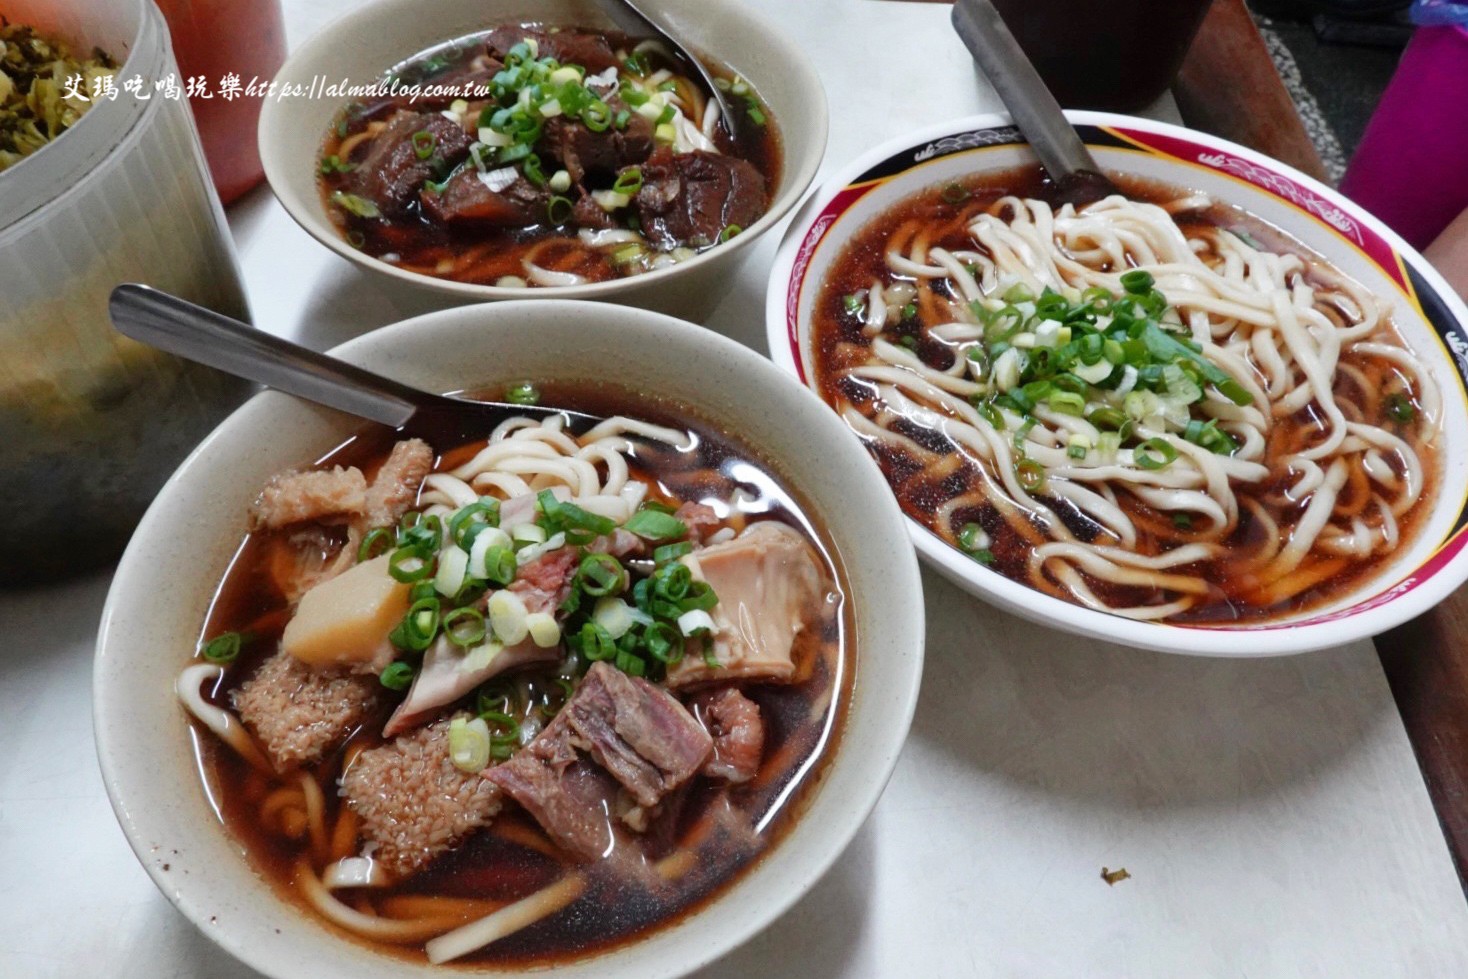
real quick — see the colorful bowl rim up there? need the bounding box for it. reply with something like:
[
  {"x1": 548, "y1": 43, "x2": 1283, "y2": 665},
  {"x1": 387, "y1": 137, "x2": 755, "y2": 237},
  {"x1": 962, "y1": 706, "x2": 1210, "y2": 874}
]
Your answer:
[{"x1": 767, "y1": 109, "x2": 1468, "y2": 656}]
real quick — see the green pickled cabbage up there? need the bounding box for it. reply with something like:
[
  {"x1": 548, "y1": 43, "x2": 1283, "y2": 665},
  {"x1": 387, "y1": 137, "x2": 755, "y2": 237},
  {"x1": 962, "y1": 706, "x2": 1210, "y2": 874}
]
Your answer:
[{"x1": 0, "y1": 22, "x2": 117, "y2": 173}]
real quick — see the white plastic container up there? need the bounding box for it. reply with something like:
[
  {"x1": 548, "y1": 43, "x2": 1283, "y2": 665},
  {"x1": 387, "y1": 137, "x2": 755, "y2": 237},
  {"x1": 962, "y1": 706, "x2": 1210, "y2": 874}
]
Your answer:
[{"x1": 0, "y1": 0, "x2": 250, "y2": 583}]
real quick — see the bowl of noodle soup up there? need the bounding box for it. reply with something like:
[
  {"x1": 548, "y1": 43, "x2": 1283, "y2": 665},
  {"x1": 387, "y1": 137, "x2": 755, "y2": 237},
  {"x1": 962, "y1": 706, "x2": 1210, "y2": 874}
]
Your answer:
[
  {"x1": 95, "y1": 300, "x2": 922, "y2": 976},
  {"x1": 768, "y1": 111, "x2": 1468, "y2": 655},
  {"x1": 258, "y1": 0, "x2": 827, "y2": 321}
]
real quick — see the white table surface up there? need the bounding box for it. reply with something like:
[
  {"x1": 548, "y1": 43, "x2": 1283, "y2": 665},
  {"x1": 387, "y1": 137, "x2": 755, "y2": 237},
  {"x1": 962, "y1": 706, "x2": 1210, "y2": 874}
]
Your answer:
[{"x1": 4, "y1": 1, "x2": 1468, "y2": 976}]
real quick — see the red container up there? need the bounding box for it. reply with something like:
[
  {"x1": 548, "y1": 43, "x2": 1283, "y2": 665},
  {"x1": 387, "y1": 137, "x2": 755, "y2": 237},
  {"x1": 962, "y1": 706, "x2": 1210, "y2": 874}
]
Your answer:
[
  {"x1": 990, "y1": 0, "x2": 1213, "y2": 111},
  {"x1": 156, "y1": 0, "x2": 288, "y2": 204}
]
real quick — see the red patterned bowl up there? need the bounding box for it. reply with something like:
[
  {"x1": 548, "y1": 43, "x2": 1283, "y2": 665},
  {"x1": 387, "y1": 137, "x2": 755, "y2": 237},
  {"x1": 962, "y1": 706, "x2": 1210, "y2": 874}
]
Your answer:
[{"x1": 766, "y1": 111, "x2": 1468, "y2": 655}]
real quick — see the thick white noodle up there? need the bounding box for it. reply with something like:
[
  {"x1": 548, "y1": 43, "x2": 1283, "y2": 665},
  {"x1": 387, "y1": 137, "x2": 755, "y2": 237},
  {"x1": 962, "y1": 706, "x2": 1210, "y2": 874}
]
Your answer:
[
  {"x1": 176, "y1": 663, "x2": 272, "y2": 772},
  {"x1": 835, "y1": 192, "x2": 1437, "y2": 617}
]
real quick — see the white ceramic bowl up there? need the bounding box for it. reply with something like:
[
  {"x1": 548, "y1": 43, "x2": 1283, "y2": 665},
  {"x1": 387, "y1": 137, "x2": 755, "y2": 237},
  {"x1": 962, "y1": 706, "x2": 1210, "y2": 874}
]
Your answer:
[
  {"x1": 767, "y1": 110, "x2": 1468, "y2": 656},
  {"x1": 259, "y1": 0, "x2": 826, "y2": 321},
  {"x1": 94, "y1": 300, "x2": 923, "y2": 978}
]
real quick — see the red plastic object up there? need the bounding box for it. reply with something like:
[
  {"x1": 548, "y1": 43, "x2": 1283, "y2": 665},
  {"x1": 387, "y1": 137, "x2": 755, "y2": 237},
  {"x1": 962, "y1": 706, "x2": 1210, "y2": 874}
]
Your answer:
[{"x1": 156, "y1": 0, "x2": 288, "y2": 204}]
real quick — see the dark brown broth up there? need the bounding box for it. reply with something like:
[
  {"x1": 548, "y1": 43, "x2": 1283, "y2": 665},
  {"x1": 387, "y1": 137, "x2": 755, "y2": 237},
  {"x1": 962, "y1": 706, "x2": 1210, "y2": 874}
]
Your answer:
[
  {"x1": 812, "y1": 166, "x2": 1437, "y2": 623},
  {"x1": 192, "y1": 381, "x2": 851, "y2": 966},
  {"x1": 318, "y1": 26, "x2": 782, "y2": 286}
]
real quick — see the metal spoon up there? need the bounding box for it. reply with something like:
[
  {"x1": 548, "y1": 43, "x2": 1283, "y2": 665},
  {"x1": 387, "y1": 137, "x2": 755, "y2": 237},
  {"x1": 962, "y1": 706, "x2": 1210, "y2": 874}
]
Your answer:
[
  {"x1": 600, "y1": 0, "x2": 742, "y2": 143},
  {"x1": 950, "y1": 0, "x2": 1119, "y2": 204},
  {"x1": 107, "y1": 284, "x2": 602, "y2": 441}
]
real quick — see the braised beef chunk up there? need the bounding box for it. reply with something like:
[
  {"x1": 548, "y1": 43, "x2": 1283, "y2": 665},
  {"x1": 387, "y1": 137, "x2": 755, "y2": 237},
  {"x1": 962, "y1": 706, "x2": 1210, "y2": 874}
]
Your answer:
[
  {"x1": 487, "y1": 662, "x2": 712, "y2": 857},
  {"x1": 420, "y1": 168, "x2": 547, "y2": 226},
  {"x1": 633, "y1": 148, "x2": 768, "y2": 250},
  {"x1": 692, "y1": 688, "x2": 764, "y2": 784},
  {"x1": 542, "y1": 109, "x2": 653, "y2": 184},
  {"x1": 345, "y1": 112, "x2": 472, "y2": 217},
  {"x1": 562, "y1": 662, "x2": 712, "y2": 808},
  {"x1": 484, "y1": 27, "x2": 619, "y2": 74},
  {"x1": 485, "y1": 713, "x2": 622, "y2": 861},
  {"x1": 571, "y1": 192, "x2": 617, "y2": 231},
  {"x1": 416, "y1": 53, "x2": 503, "y2": 106}
]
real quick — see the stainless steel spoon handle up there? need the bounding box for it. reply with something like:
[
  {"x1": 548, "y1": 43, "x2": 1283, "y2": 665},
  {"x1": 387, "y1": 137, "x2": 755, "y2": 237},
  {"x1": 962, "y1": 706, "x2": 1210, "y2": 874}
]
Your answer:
[
  {"x1": 951, "y1": 0, "x2": 1106, "y2": 190},
  {"x1": 109, "y1": 284, "x2": 420, "y2": 428},
  {"x1": 606, "y1": 0, "x2": 739, "y2": 141}
]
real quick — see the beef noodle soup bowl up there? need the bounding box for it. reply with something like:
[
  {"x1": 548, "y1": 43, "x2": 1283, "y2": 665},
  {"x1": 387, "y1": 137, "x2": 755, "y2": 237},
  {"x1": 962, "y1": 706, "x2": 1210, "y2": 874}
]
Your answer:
[
  {"x1": 95, "y1": 300, "x2": 922, "y2": 979},
  {"x1": 768, "y1": 112, "x2": 1468, "y2": 656},
  {"x1": 259, "y1": 0, "x2": 826, "y2": 320}
]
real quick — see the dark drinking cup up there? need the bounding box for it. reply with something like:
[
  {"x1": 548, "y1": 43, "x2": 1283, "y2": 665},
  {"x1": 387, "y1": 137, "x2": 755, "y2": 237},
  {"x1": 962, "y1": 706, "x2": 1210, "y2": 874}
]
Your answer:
[{"x1": 990, "y1": 0, "x2": 1214, "y2": 111}]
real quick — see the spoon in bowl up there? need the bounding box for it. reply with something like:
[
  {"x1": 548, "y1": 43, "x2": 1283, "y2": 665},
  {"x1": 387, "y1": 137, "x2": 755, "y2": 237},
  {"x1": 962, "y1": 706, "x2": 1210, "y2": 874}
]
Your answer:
[
  {"x1": 107, "y1": 284, "x2": 603, "y2": 441},
  {"x1": 950, "y1": 0, "x2": 1118, "y2": 205},
  {"x1": 601, "y1": 0, "x2": 742, "y2": 144}
]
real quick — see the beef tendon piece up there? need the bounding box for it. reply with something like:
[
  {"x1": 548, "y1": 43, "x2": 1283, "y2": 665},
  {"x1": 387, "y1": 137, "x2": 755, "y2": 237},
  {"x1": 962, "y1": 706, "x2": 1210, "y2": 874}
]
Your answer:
[
  {"x1": 233, "y1": 649, "x2": 383, "y2": 770},
  {"x1": 633, "y1": 149, "x2": 769, "y2": 250},
  {"x1": 340, "y1": 714, "x2": 504, "y2": 878},
  {"x1": 344, "y1": 111, "x2": 472, "y2": 218},
  {"x1": 667, "y1": 522, "x2": 826, "y2": 689}
]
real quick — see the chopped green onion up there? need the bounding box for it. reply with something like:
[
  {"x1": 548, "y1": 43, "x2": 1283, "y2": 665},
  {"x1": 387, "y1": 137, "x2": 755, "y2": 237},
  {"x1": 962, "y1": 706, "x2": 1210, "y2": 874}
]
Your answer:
[
  {"x1": 624, "y1": 508, "x2": 687, "y2": 542},
  {"x1": 612, "y1": 166, "x2": 644, "y2": 195},
  {"x1": 538, "y1": 490, "x2": 617, "y2": 538},
  {"x1": 380, "y1": 661, "x2": 415, "y2": 691},
  {"x1": 843, "y1": 292, "x2": 864, "y2": 314},
  {"x1": 330, "y1": 191, "x2": 380, "y2": 219},
  {"x1": 941, "y1": 182, "x2": 970, "y2": 204},
  {"x1": 1134, "y1": 437, "x2": 1178, "y2": 470},
  {"x1": 747, "y1": 103, "x2": 766, "y2": 125},
  {"x1": 546, "y1": 195, "x2": 573, "y2": 224},
  {"x1": 522, "y1": 152, "x2": 547, "y2": 186},
  {"x1": 1172, "y1": 512, "x2": 1193, "y2": 530},
  {"x1": 719, "y1": 224, "x2": 742, "y2": 243},
  {"x1": 441, "y1": 606, "x2": 487, "y2": 647},
  {"x1": 1120, "y1": 269, "x2": 1154, "y2": 294},
  {"x1": 399, "y1": 597, "x2": 441, "y2": 651},
  {"x1": 1016, "y1": 458, "x2": 1045, "y2": 492},
  {"x1": 319, "y1": 154, "x2": 355, "y2": 175},
  {"x1": 1047, "y1": 391, "x2": 1086, "y2": 415},
  {"x1": 448, "y1": 715, "x2": 493, "y2": 772},
  {"x1": 578, "y1": 552, "x2": 626, "y2": 596},
  {"x1": 388, "y1": 544, "x2": 435, "y2": 583},
  {"x1": 576, "y1": 621, "x2": 617, "y2": 661},
  {"x1": 644, "y1": 621, "x2": 684, "y2": 663},
  {"x1": 480, "y1": 546, "x2": 517, "y2": 586},
  {"x1": 449, "y1": 499, "x2": 500, "y2": 549},
  {"x1": 411, "y1": 130, "x2": 437, "y2": 160},
  {"x1": 506, "y1": 381, "x2": 540, "y2": 405},
  {"x1": 201, "y1": 632, "x2": 242, "y2": 664},
  {"x1": 957, "y1": 523, "x2": 987, "y2": 552},
  {"x1": 653, "y1": 541, "x2": 694, "y2": 565},
  {"x1": 1385, "y1": 393, "x2": 1416, "y2": 423},
  {"x1": 580, "y1": 99, "x2": 612, "y2": 132},
  {"x1": 357, "y1": 527, "x2": 393, "y2": 562}
]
